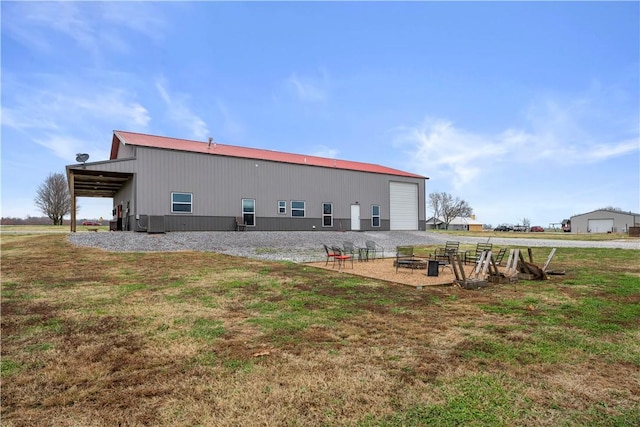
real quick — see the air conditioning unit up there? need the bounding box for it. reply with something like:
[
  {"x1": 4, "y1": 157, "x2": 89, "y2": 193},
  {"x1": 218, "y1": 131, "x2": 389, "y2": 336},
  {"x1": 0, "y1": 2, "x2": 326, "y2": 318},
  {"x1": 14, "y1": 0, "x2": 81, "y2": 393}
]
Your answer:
[{"x1": 147, "y1": 215, "x2": 165, "y2": 234}]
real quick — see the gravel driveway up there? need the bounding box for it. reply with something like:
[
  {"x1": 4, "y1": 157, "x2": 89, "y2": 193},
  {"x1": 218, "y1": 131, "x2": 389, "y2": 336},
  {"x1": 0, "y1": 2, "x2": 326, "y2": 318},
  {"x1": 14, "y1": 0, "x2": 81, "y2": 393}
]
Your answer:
[{"x1": 68, "y1": 231, "x2": 639, "y2": 263}]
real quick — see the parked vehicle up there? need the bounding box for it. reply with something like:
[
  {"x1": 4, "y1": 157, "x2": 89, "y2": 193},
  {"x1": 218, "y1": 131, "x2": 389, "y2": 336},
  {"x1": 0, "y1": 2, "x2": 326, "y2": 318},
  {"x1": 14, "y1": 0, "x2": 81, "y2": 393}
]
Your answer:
[
  {"x1": 81, "y1": 220, "x2": 102, "y2": 226},
  {"x1": 562, "y1": 219, "x2": 571, "y2": 232},
  {"x1": 494, "y1": 225, "x2": 512, "y2": 232},
  {"x1": 530, "y1": 226, "x2": 544, "y2": 232}
]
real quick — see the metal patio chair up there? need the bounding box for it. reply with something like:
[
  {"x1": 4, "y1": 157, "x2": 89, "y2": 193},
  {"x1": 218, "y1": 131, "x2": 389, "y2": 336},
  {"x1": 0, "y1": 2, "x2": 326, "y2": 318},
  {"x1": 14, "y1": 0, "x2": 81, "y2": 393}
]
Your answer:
[{"x1": 365, "y1": 240, "x2": 384, "y2": 260}]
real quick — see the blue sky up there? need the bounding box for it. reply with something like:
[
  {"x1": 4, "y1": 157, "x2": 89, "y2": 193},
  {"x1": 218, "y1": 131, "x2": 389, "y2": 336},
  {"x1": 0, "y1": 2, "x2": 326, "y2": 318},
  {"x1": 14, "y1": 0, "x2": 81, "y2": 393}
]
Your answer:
[{"x1": 2, "y1": 1, "x2": 638, "y2": 227}]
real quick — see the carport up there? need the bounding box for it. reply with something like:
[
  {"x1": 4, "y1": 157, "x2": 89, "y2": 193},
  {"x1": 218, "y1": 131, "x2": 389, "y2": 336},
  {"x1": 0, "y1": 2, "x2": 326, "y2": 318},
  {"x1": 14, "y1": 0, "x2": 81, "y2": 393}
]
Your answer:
[{"x1": 66, "y1": 164, "x2": 134, "y2": 232}]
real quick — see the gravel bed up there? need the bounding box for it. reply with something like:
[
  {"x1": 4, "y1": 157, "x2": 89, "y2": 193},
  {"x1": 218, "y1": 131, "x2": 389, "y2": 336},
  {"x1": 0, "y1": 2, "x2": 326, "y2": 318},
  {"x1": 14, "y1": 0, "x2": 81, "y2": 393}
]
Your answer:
[{"x1": 68, "y1": 231, "x2": 639, "y2": 263}]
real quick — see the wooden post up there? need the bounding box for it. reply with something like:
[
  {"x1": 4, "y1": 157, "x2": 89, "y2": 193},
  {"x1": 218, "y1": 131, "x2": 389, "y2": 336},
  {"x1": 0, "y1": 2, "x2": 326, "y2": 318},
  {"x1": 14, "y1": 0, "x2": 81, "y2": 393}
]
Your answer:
[
  {"x1": 69, "y1": 171, "x2": 76, "y2": 233},
  {"x1": 542, "y1": 248, "x2": 557, "y2": 272},
  {"x1": 505, "y1": 249, "x2": 519, "y2": 277},
  {"x1": 452, "y1": 254, "x2": 466, "y2": 282},
  {"x1": 489, "y1": 255, "x2": 499, "y2": 277}
]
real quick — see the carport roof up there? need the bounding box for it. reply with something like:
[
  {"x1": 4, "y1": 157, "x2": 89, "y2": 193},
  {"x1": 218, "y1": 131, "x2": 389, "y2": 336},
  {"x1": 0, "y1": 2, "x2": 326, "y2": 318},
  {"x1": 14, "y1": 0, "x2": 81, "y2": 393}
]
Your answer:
[{"x1": 66, "y1": 166, "x2": 133, "y2": 198}]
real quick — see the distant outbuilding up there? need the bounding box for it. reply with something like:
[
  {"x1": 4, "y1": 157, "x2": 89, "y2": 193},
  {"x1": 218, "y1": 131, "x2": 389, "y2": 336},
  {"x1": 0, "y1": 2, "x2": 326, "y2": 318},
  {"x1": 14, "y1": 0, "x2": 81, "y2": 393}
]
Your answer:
[
  {"x1": 569, "y1": 209, "x2": 640, "y2": 234},
  {"x1": 426, "y1": 215, "x2": 483, "y2": 232}
]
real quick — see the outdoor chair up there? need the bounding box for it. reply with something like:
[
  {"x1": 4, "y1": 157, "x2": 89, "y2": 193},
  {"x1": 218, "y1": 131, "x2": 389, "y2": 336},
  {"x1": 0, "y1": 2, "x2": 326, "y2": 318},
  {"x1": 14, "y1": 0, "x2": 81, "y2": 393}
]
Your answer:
[
  {"x1": 343, "y1": 241, "x2": 357, "y2": 259},
  {"x1": 331, "y1": 246, "x2": 353, "y2": 269},
  {"x1": 431, "y1": 241, "x2": 460, "y2": 262},
  {"x1": 365, "y1": 240, "x2": 384, "y2": 260},
  {"x1": 235, "y1": 216, "x2": 246, "y2": 231},
  {"x1": 493, "y1": 247, "x2": 507, "y2": 266},
  {"x1": 466, "y1": 242, "x2": 493, "y2": 265},
  {"x1": 429, "y1": 241, "x2": 460, "y2": 273},
  {"x1": 323, "y1": 244, "x2": 339, "y2": 266}
]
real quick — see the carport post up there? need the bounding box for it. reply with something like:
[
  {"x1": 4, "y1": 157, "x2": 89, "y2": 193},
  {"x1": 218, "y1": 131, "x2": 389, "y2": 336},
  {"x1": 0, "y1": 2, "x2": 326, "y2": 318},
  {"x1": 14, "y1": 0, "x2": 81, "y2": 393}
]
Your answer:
[{"x1": 69, "y1": 171, "x2": 76, "y2": 233}]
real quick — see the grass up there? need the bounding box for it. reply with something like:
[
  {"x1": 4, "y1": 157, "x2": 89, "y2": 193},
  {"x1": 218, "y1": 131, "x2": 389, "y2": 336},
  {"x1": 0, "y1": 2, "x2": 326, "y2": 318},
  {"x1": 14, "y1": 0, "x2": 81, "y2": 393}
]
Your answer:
[
  {"x1": 0, "y1": 224, "x2": 110, "y2": 233},
  {"x1": 1, "y1": 234, "x2": 639, "y2": 426},
  {"x1": 360, "y1": 374, "x2": 530, "y2": 426}
]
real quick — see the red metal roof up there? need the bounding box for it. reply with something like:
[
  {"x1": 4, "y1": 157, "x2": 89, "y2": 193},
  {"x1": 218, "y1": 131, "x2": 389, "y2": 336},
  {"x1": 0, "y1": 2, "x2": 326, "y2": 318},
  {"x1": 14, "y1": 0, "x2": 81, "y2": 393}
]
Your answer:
[{"x1": 111, "y1": 130, "x2": 426, "y2": 179}]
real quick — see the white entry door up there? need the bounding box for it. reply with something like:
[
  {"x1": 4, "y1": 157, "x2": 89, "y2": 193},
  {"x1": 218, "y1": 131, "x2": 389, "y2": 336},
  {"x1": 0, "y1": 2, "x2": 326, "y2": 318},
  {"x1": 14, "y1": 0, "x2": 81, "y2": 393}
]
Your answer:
[{"x1": 351, "y1": 204, "x2": 361, "y2": 231}]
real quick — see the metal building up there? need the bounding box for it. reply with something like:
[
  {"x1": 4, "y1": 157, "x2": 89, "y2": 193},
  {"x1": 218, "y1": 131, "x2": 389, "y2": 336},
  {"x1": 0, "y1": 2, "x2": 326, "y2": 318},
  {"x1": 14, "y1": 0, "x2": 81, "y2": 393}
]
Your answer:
[
  {"x1": 66, "y1": 131, "x2": 428, "y2": 232},
  {"x1": 569, "y1": 209, "x2": 640, "y2": 234}
]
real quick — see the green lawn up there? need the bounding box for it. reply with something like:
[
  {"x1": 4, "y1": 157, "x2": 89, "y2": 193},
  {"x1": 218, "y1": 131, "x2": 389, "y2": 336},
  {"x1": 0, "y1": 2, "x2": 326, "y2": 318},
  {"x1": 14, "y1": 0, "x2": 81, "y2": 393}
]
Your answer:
[{"x1": 1, "y1": 234, "x2": 638, "y2": 426}]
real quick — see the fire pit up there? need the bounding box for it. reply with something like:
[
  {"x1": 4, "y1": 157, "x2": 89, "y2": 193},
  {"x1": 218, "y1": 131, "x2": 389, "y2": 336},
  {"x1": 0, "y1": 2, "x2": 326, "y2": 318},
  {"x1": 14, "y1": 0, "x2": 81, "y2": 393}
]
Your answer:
[{"x1": 394, "y1": 259, "x2": 428, "y2": 270}]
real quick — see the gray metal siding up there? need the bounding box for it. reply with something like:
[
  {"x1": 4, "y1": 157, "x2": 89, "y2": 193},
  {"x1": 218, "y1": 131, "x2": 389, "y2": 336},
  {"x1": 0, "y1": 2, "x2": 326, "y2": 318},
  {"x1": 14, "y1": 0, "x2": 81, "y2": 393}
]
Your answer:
[
  {"x1": 82, "y1": 158, "x2": 138, "y2": 174},
  {"x1": 570, "y1": 210, "x2": 639, "y2": 233},
  {"x1": 116, "y1": 143, "x2": 135, "y2": 159},
  {"x1": 132, "y1": 147, "x2": 425, "y2": 230},
  {"x1": 130, "y1": 215, "x2": 392, "y2": 233},
  {"x1": 113, "y1": 177, "x2": 135, "y2": 229}
]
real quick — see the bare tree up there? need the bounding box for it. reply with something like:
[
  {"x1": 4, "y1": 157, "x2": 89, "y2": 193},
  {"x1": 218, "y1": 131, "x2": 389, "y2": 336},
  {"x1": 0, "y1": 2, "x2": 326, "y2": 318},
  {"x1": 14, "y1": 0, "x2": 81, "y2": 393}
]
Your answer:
[
  {"x1": 428, "y1": 192, "x2": 442, "y2": 229},
  {"x1": 34, "y1": 172, "x2": 72, "y2": 225},
  {"x1": 522, "y1": 217, "x2": 531, "y2": 229},
  {"x1": 428, "y1": 191, "x2": 473, "y2": 230}
]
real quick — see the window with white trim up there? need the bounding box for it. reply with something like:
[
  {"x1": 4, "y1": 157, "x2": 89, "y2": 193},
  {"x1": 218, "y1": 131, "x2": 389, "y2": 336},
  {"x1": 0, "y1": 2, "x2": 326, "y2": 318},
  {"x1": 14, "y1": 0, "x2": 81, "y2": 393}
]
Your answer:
[
  {"x1": 242, "y1": 199, "x2": 255, "y2": 226},
  {"x1": 372, "y1": 205, "x2": 380, "y2": 227},
  {"x1": 322, "y1": 203, "x2": 333, "y2": 227},
  {"x1": 171, "y1": 192, "x2": 192, "y2": 213},
  {"x1": 278, "y1": 200, "x2": 286, "y2": 215},
  {"x1": 291, "y1": 201, "x2": 305, "y2": 217}
]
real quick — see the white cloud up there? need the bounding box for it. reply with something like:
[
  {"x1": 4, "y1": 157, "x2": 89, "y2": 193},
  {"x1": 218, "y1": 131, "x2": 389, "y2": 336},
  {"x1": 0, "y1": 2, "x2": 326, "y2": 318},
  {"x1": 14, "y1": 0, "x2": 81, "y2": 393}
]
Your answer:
[
  {"x1": 1, "y1": 75, "x2": 150, "y2": 162},
  {"x1": 2, "y1": 81, "x2": 150, "y2": 133},
  {"x1": 395, "y1": 117, "x2": 518, "y2": 187},
  {"x1": 395, "y1": 94, "x2": 639, "y2": 190},
  {"x1": 3, "y1": 2, "x2": 105, "y2": 59},
  {"x1": 1, "y1": 106, "x2": 61, "y2": 131},
  {"x1": 156, "y1": 80, "x2": 209, "y2": 141},
  {"x1": 32, "y1": 134, "x2": 109, "y2": 163},
  {"x1": 286, "y1": 71, "x2": 329, "y2": 103},
  {"x1": 2, "y1": 2, "x2": 167, "y2": 59},
  {"x1": 100, "y1": 2, "x2": 167, "y2": 42},
  {"x1": 585, "y1": 139, "x2": 639, "y2": 161}
]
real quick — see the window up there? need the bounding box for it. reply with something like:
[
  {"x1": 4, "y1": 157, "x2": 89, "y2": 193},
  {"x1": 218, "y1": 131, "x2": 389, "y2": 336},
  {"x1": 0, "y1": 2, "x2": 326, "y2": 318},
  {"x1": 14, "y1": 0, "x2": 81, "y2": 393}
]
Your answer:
[
  {"x1": 242, "y1": 199, "x2": 255, "y2": 226},
  {"x1": 322, "y1": 203, "x2": 333, "y2": 227},
  {"x1": 291, "y1": 201, "x2": 305, "y2": 217},
  {"x1": 171, "y1": 192, "x2": 192, "y2": 213},
  {"x1": 372, "y1": 205, "x2": 380, "y2": 227},
  {"x1": 278, "y1": 200, "x2": 286, "y2": 215}
]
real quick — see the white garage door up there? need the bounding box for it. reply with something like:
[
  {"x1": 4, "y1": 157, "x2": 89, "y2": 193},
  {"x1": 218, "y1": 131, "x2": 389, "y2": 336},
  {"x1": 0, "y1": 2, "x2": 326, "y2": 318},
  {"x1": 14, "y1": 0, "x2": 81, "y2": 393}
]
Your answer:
[
  {"x1": 389, "y1": 182, "x2": 418, "y2": 230},
  {"x1": 588, "y1": 218, "x2": 614, "y2": 233}
]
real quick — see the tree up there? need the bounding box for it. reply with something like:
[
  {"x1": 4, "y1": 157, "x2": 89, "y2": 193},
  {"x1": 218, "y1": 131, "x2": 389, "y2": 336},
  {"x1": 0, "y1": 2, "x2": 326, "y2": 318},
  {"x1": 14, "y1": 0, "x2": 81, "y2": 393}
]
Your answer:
[
  {"x1": 428, "y1": 192, "x2": 442, "y2": 229},
  {"x1": 522, "y1": 218, "x2": 531, "y2": 229},
  {"x1": 428, "y1": 191, "x2": 473, "y2": 230},
  {"x1": 34, "y1": 172, "x2": 72, "y2": 225}
]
